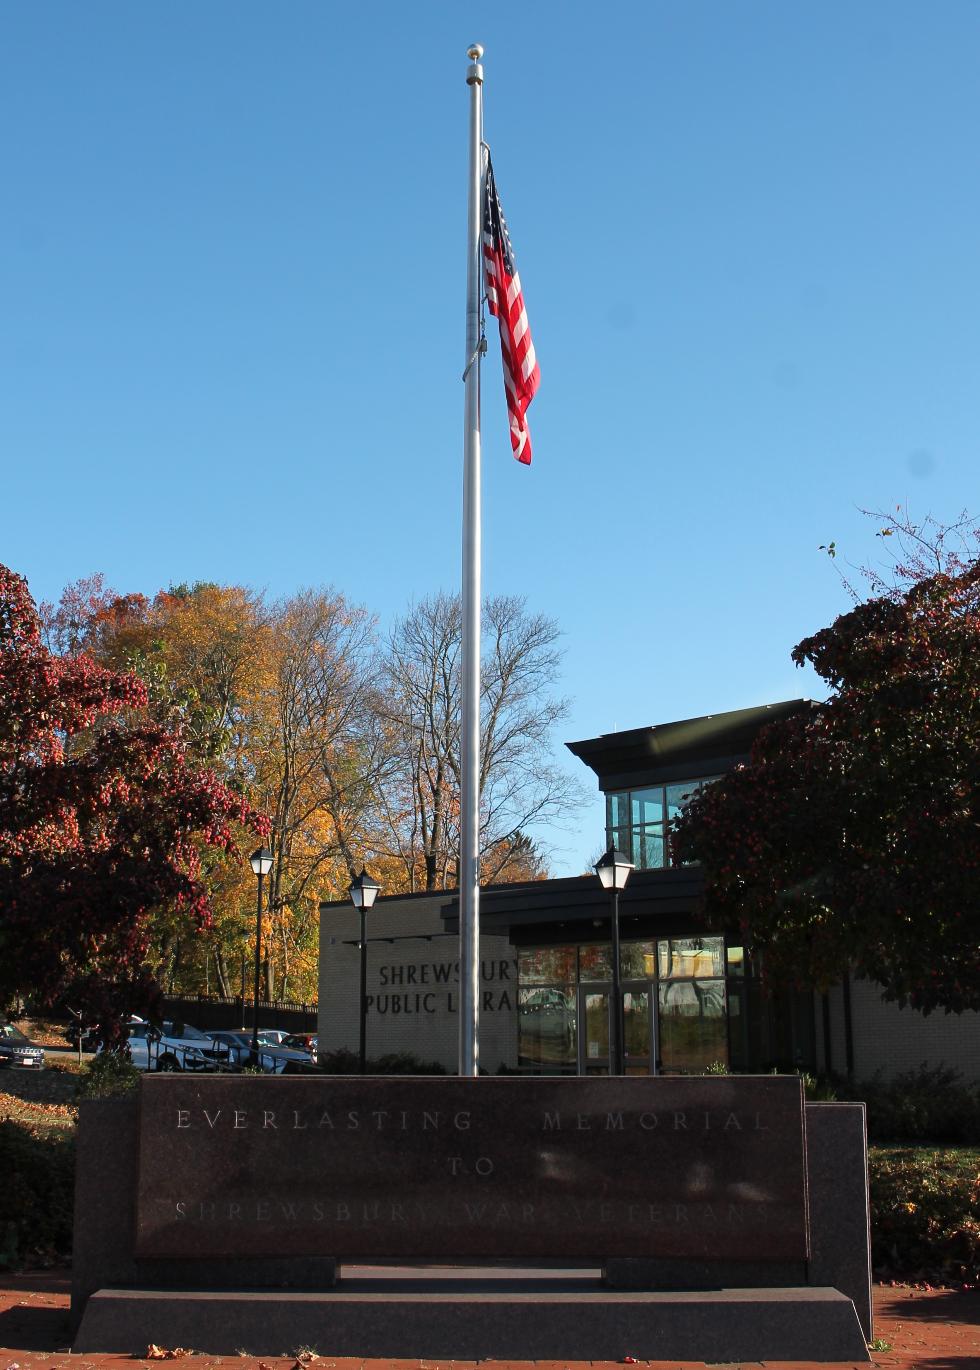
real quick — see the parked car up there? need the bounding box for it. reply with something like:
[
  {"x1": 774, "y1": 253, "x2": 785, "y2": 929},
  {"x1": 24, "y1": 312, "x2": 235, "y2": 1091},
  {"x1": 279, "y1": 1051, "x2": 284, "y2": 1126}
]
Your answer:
[
  {"x1": 519, "y1": 988, "x2": 575, "y2": 1043},
  {"x1": 126, "y1": 1020, "x2": 228, "y2": 1072},
  {"x1": 67, "y1": 1013, "x2": 144, "y2": 1048},
  {"x1": 65, "y1": 1020, "x2": 98, "y2": 1048},
  {"x1": 0, "y1": 1021, "x2": 45, "y2": 1070},
  {"x1": 283, "y1": 1033, "x2": 317, "y2": 1061},
  {"x1": 255, "y1": 1029, "x2": 292, "y2": 1047},
  {"x1": 206, "y1": 1029, "x2": 258, "y2": 1067},
  {"x1": 208, "y1": 1029, "x2": 313, "y2": 1074}
]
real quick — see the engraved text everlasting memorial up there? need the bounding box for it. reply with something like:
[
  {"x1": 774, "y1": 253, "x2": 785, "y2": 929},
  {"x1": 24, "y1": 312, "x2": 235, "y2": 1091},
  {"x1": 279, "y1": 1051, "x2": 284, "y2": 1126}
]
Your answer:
[{"x1": 135, "y1": 1075, "x2": 808, "y2": 1262}]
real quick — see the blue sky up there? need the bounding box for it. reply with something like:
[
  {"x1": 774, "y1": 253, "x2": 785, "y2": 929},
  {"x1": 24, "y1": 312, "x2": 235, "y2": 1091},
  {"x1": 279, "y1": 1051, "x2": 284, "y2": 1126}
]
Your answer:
[{"x1": 3, "y1": 3, "x2": 979, "y2": 876}]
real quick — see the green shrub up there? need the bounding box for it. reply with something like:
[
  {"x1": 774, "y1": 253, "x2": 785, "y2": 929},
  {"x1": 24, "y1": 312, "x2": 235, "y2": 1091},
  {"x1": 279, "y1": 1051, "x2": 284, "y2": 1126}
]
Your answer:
[
  {"x1": 799, "y1": 1071, "x2": 839, "y2": 1102},
  {"x1": 859, "y1": 1064, "x2": 980, "y2": 1143},
  {"x1": 869, "y1": 1146, "x2": 980, "y2": 1282},
  {"x1": 0, "y1": 1119, "x2": 75, "y2": 1266},
  {"x1": 75, "y1": 1050, "x2": 141, "y2": 1098}
]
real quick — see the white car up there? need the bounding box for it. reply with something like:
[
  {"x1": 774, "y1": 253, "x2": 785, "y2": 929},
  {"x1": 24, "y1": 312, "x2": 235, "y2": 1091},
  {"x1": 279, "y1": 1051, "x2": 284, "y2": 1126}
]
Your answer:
[{"x1": 126, "y1": 1020, "x2": 228, "y2": 1072}]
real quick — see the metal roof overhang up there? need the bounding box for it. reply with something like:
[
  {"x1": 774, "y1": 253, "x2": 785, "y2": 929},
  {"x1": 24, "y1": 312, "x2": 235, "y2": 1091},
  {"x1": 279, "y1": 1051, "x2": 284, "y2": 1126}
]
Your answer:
[
  {"x1": 441, "y1": 866, "x2": 705, "y2": 939},
  {"x1": 566, "y1": 698, "x2": 814, "y2": 791}
]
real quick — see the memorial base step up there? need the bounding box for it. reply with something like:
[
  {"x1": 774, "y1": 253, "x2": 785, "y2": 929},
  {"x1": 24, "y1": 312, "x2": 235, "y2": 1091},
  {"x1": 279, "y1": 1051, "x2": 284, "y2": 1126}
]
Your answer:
[{"x1": 73, "y1": 1271, "x2": 870, "y2": 1362}]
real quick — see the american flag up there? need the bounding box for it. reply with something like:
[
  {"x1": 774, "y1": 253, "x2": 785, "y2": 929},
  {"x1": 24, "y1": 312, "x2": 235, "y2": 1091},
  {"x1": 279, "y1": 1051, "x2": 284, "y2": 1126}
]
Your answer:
[{"x1": 482, "y1": 153, "x2": 539, "y2": 465}]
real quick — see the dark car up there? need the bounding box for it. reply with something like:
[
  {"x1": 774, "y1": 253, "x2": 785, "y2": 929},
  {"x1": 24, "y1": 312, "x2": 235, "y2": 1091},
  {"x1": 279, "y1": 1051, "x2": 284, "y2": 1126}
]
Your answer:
[
  {"x1": 208, "y1": 1029, "x2": 314, "y2": 1074},
  {"x1": 65, "y1": 1020, "x2": 98, "y2": 1048},
  {"x1": 283, "y1": 1033, "x2": 317, "y2": 1059},
  {"x1": 0, "y1": 1021, "x2": 46, "y2": 1069}
]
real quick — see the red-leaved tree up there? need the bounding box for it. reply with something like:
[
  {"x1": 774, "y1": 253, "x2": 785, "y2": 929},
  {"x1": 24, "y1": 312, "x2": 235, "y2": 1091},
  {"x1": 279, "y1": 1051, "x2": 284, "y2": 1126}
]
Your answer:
[
  {"x1": 0, "y1": 565, "x2": 268, "y2": 1035},
  {"x1": 672, "y1": 561, "x2": 980, "y2": 1015}
]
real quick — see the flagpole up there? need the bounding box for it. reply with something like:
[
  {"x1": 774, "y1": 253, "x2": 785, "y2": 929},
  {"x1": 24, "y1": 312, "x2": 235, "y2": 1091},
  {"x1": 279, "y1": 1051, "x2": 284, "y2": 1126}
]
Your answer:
[{"x1": 459, "y1": 42, "x2": 484, "y2": 1077}]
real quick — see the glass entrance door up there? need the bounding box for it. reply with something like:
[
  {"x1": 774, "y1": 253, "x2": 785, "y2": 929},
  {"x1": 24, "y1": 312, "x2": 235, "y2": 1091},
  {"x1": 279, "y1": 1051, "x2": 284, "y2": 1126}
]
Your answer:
[
  {"x1": 579, "y1": 987, "x2": 610, "y2": 1074},
  {"x1": 622, "y1": 983, "x2": 656, "y2": 1075},
  {"x1": 578, "y1": 984, "x2": 658, "y2": 1075}
]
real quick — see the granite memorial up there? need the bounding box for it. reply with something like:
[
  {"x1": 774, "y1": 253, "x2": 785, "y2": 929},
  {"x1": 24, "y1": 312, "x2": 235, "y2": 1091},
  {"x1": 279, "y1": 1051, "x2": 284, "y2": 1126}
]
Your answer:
[{"x1": 71, "y1": 1076, "x2": 872, "y2": 1360}]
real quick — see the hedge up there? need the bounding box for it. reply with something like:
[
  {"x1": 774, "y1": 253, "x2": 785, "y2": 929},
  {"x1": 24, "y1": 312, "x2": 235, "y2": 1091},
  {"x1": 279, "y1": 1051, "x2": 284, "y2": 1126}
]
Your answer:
[{"x1": 869, "y1": 1145, "x2": 980, "y2": 1284}]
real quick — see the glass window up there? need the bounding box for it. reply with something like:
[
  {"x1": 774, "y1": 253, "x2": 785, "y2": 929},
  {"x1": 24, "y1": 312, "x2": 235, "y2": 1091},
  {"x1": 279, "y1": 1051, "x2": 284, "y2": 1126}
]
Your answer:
[
  {"x1": 578, "y1": 944, "x2": 612, "y2": 980},
  {"x1": 658, "y1": 979, "x2": 728, "y2": 1073},
  {"x1": 666, "y1": 781, "x2": 700, "y2": 821},
  {"x1": 661, "y1": 936, "x2": 724, "y2": 978},
  {"x1": 633, "y1": 826, "x2": 665, "y2": 870},
  {"x1": 518, "y1": 935, "x2": 730, "y2": 1076},
  {"x1": 518, "y1": 986, "x2": 576, "y2": 1072},
  {"x1": 606, "y1": 793, "x2": 629, "y2": 830},
  {"x1": 583, "y1": 991, "x2": 609, "y2": 1072},
  {"x1": 630, "y1": 788, "x2": 664, "y2": 826},
  {"x1": 621, "y1": 941, "x2": 657, "y2": 978},
  {"x1": 609, "y1": 828, "x2": 632, "y2": 860},
  {"x1": 578, "y1": 942, "x2": 660, "y2": 981},
  {"x1": 623, "y1": 989, "x2": 651, "y2": 1070},
  {"x1": 605, "y1": 778, "x2": 719, "y2": 871},
  {"x1": 518, "y1": 947, "x2": 576, "y2": 984},
  {"x1": 726, "y1": 945, "x2": 745, "y2": 976}
]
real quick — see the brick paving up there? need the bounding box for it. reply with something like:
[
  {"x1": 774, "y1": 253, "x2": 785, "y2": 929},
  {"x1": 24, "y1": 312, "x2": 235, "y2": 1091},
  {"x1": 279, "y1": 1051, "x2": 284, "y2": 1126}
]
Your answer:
[{"x1": 0, "y1": 1269, "x2": 977, "y2": 1370}]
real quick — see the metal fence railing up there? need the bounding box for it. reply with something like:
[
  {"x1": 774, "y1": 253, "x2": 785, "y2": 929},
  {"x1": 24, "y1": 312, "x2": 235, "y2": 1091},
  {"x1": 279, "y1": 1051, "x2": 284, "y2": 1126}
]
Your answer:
[{"x1": 161, "y1": 994, "x2": 318, "y2": 1035}]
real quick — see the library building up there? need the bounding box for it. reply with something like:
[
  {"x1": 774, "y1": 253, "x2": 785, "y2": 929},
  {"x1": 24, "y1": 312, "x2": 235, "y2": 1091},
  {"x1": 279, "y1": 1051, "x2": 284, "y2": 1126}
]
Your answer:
[{"x1": 318, "y1": 701, "x2": 980, "y2": 1082}]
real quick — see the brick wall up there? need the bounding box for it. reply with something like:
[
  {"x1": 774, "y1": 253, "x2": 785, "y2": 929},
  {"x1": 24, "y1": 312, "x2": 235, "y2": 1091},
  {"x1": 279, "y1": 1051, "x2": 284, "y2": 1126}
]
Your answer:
[
  {"x1": 318, "y1": 892, "x2": 518, "y2": 1073},
  {"x1": 817, "y1": 975, "x2": 980, "y2": 1082}
]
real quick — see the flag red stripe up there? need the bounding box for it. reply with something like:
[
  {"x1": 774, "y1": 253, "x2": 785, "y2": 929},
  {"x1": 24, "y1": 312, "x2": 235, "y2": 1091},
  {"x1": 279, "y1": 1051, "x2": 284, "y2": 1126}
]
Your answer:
[{"x1": 482, "y1": 156, "x2": 539, "y2": 466}]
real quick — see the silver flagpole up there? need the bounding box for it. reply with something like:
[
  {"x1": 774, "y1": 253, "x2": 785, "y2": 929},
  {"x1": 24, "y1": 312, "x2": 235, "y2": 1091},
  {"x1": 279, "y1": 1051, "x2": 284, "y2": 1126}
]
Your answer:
[{"x1": 459, "y1": 42, "x2": 484, "y2": 1077}]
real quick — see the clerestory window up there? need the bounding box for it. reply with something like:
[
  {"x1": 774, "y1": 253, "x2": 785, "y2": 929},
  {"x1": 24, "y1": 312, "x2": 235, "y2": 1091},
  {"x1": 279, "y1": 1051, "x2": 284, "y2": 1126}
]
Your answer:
[{"x1": 605, "y1": 777, "x2": 719, "y2": 870}]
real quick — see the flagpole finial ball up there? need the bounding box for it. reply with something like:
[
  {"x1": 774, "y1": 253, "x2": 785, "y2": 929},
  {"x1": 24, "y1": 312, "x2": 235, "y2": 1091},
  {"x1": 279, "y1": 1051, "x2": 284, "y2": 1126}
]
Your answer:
[{"x1": 467, "y1": 44, "x2": 484, "y2": 61}]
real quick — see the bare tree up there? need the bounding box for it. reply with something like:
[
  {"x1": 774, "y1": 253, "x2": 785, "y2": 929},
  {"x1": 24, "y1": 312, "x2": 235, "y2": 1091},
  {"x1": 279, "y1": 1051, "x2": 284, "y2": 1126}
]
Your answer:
[
  {"x1": 255, "y1": 589, "x2": 383, "y2": 999},
  {"x1": 822, "y1": 505, "x2": 980, "y2": 602},
  {"x1": 379, "y1": 592, "x2": 585, "y2": 890}
]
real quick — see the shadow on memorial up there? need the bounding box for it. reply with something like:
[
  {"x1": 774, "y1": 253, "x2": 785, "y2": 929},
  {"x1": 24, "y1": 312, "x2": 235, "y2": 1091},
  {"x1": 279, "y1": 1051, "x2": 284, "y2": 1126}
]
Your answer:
[{"x1": 70, "y1": 1077, "x2": 873, "y2": 1362}]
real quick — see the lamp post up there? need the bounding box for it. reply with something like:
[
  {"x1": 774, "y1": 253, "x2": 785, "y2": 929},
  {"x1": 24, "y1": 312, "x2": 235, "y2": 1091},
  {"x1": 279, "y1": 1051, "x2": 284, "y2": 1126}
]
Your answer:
[
  {"x1": 348, "y1": 868, "x2": 381, "y2": 1074},
  {"x1": 249, "y1": 847, "x2": 273, "y2": 1058},
  {"x1": 594, "y1": 843, "x2": 634, "y2": 1075}
]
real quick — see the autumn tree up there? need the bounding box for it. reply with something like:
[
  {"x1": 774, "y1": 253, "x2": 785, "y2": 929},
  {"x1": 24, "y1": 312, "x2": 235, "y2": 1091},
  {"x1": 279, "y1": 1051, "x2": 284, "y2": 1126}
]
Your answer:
[
  {"x1": 43, "y1": 576, "x2": 266, "y2": 769},
  {"x1": 672, "y1": 558, "x2": 980, "y2": 1015},
  {"x1": 38, "y1": 573, "x2": 582, "y2": 996},
  {"x1": 41, "y1": 577, "x2": 276, "y2": 995},
  {"x1": 379, "y1": 593, "x2": 582, "y2": 890},
  {"x1": 250, "y1": 588, "x2": 387, "y2": 1000},
  {"x1": 0, "y1": 565, "x2": 266, "y2": 1030}
]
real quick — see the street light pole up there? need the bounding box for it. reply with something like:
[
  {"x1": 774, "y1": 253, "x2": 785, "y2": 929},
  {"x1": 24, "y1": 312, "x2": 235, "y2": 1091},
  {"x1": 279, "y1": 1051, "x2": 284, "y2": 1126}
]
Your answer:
[
  {"x1": 347, "y1": 868, "x2": 381, "y2": 1075},
  {"x1": 358, "y1": 902, "x2": 367, "y2": 1073},
  {"x1": 610, "y1": 882, "x2": 623, "y2": 1074},
  {"x1": 594, "y1": 843, "x2": 634, "y2": 1076},
  {"x1": 249, "y1": 847, "x2": 273, "y2": 1059}
]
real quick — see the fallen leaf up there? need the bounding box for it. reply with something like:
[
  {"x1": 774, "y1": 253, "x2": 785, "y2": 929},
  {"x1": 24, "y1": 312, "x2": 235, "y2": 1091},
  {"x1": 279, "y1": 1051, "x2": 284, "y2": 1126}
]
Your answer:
[{"x1": 145, "y1": 1347, "x2": 193, "y2": 1360}]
